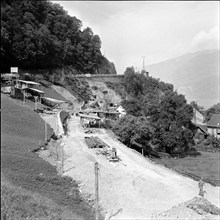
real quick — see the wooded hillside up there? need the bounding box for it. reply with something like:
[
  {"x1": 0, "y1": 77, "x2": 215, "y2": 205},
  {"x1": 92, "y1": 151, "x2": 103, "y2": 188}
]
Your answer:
[
  {"x1": 1, "y1": 0, "x2": 116, "y2": 75},
  {"x1": 108, "y1": 67, "x2": 196, "y2": 155}
]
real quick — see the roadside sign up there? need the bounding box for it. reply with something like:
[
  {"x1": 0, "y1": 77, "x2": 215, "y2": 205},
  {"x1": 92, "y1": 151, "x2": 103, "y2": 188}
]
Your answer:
[{"x1": 10, "y1": 67, "x2": 18, "y2": 73}]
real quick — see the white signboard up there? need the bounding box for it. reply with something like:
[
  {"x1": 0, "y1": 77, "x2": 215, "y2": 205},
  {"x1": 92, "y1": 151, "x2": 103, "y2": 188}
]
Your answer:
[{"x1": 10, "y1": 67, "x2": 18, "y2": 73}]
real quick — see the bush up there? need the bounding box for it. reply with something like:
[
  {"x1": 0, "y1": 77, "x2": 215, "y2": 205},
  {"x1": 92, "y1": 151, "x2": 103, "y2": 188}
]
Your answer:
[
  {"x1": 105, "y1": 81, "x2": 126, "y2": 99},
  {"x1": 112, "y1": 115, "x2": 154, "y2": 147},
  {"x1": 65, "y1": 76, "x2": 93, "y2": 101},
  {"x1": 102, "y1": 119, "x2": 116, "y2": 129},
  {"x1": 206, "y1": 135, "x2": 220, "y2": 148}
]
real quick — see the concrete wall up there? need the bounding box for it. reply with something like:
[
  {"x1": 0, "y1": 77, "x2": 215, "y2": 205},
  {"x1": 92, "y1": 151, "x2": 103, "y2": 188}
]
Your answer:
[{"x1": 72, "y1": 74, "x2": 124, "y2": 84}]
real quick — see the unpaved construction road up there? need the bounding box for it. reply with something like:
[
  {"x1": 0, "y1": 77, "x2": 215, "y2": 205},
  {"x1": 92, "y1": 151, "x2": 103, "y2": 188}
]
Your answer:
[{"x1": 60, "y1": 116, "x2": 220, "y2": 219}]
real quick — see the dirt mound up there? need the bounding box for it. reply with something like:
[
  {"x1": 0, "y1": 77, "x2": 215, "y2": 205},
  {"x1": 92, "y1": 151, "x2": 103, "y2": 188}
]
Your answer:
[
  {"x1": 186, "y1": 197, "x2": 220, "y2": 215},
  {"x1": 152, "y1": 197, "x2": 220, "y2": 220}
]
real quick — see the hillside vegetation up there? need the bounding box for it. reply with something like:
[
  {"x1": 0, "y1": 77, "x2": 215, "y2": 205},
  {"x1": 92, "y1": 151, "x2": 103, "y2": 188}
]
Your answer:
[
  {"x1": 106, "y1": 67, "x2": 196, "y2": 155},
  {"x1": 1, "y1": 0, "x2": 116, "y2": 75}
]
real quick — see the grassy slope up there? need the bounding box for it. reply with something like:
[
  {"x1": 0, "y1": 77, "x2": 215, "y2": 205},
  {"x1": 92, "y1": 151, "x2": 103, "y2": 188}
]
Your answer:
[
  {"x1": 1, "y1": 94, "x2": 95, "y2": 219},
  {"x1": 42, "y1": 85, "x2": 67, "y2": 101},
  {"x1": 153, "y1": 152, "x2": 220, "y2": 185}
]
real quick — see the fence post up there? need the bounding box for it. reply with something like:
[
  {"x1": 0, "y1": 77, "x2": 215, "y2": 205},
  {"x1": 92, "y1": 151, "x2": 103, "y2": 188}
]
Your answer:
[
  {"x1": 45, "y1": 121, "x2": 47, "y2": 142},
  {"x1": 95, "y1": 162, "x2": 99, "y2": 220}
]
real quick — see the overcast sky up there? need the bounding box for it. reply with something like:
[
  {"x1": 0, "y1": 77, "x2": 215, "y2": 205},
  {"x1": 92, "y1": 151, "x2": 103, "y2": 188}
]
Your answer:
[{"x1": 52, "y1": 1, "x2": 219, "y2": 74}]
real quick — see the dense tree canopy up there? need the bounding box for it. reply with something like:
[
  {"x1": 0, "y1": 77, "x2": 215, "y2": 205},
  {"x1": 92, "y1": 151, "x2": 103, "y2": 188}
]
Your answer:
[
  {"x1": 119, "y1": 67, "x2": 195, "y2": 154},
  {"x1": 1, "y1": 0, "x2": 116, "y2": 74}
]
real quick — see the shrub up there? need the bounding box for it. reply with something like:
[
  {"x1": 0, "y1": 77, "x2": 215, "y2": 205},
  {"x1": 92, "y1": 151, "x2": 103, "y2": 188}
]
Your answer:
[
  {"x1": 206, "y1": 135, "x2": 220, "y2": 148},
  {"x1": 65, "y1": 76, "x2": 93, "y2": 101},
  {"x1": 112, "y1": 115, "x2": 154, "y2": 147},
  {"x1": 102, "y1": 119, "x2": 116, "y2": 129},
  {"x1": 105, "y1": 81, "x2": 126, "y2": 99}
]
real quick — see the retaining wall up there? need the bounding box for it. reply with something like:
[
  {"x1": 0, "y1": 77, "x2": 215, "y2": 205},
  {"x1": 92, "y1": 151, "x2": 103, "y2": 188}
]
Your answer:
[{"x1": 72, "y1": 74, "x2": 124, "y2": 83}]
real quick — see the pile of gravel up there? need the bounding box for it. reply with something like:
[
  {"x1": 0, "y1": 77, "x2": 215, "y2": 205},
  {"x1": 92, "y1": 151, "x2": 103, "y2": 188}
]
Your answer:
[{"x1": 152, "y1": 197, "x2": 220, "y2": 220}]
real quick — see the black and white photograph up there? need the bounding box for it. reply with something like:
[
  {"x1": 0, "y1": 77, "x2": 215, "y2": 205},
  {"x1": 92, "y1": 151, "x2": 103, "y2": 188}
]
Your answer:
[{"x1": 1, "y1": 0, "x2": 220, "y2": 219}]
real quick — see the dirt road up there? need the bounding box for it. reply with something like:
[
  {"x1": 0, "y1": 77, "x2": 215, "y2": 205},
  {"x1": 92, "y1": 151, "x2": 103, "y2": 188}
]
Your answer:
[{"x1": 60, "y1": 116, "x2": 220, "y2": 219}]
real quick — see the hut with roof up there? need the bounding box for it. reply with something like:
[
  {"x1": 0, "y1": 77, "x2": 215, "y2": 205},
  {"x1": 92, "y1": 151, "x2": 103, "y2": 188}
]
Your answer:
[
  {"x1": 1, "y1": 73, "x2": 19, "y2": 94},
  {"x1": 207, "y1": 114, "x2": 220, "y2": 138},
  {"x1": 11, "y1": 79, "x2": 45, "y2": 102}
]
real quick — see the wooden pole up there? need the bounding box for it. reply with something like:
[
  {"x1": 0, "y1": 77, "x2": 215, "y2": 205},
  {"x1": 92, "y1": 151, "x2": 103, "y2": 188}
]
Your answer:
[
  {"x1": 60, "y1": 143, "x2": 64, "y2": 175},
  {"x1": 61, "y1": 143, "x2": 64, "y2": 175},
  {"x1": 45, "y1": 121, "x2": 47, "y2": 142},
  {"x1": 23, "y1": 90, "x2": 25, "y2": 104},
  {"x1": 142, "y1": 147, "x2": 144, "y2": 156},
  {"x1": 95, "y1": 162, "x2": 99, "y2": 220},
  {"x1": 34, "y1": 96, "x2": 38, "y2": 110}
]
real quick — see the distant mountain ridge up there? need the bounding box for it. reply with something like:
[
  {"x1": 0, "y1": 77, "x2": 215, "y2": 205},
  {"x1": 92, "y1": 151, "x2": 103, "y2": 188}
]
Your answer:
[{"x1": 146, "y1": 49, "x2": 219, "y2": 109}]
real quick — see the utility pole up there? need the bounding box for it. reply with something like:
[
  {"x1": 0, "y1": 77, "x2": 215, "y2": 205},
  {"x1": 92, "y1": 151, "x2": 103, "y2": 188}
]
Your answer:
[
  {"x1": 61, "y1": 143, "x2": 64, "y2": 175},
  {"x1": 94, "y1": 162, "x2": 99, "y2": 220},
  {"x1": 23, "y1": 90, "x2": 25, "y2": 104},
  {"x1": 142, "y1": 56, "x2": 145, "y2": 71},
  {"x1": 45, "y1": 121, "x2": 47, "y2": 142},
  {"x1": 194, "y1": 107, "x2": 197, "y2": 148},
  {"x1": 34, "y1": 96, "x2": 38, "y2": 111}
]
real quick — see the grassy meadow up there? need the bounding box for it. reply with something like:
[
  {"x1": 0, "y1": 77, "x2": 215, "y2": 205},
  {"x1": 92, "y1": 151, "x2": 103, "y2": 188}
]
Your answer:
[
  {"x1": 152, "y1": 151, "x2": 220, "y2": 186},
  {"x1": 1, "y1": 94, "x2": 96, "y2": 219}
]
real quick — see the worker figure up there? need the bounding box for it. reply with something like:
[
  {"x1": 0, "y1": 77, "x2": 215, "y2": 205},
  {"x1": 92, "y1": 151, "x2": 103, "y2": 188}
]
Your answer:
[
  {"x1": 198, "y1": 177, "x2": 205, "y2": 197},
  {"x1": 112, "y1": 147, "x2": 117, "y2": 159}
]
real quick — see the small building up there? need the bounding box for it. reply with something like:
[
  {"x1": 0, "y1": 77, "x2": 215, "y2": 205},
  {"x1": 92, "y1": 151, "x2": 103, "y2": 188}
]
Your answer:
[
  {"x1": 191, "y1": 108, "x2": 205, "y2": 125},
  {"x1": 11, "y1": 80, "x2": 44, "y2": 102},
  {"x1": 116, "y1": 106, "x2": 126, "y2": 118},
  {"x1": 196, "y1": 124, "x2": 208, "y2": 139},
  {"x1": 207, "y1": 114, "x2": 220, "y2": 138},
  {"x1": 26, "y1": 88, "x2": 45, "y2": 102},
  {"x1": 79, "y1": 113, "x2": 101, "y2": 128},
  {"x1": 80, "y1": 109, "x2": 120, "y2": 120},
  {"x1": 1, "y1": 73, "x2": 19, "y2": 80},
  {"x1": 1, "y1": 73, "x2": 19, "y2": 94},
  {"x1": 15, "y1": 80, "x2": 41, "y2": 90}
]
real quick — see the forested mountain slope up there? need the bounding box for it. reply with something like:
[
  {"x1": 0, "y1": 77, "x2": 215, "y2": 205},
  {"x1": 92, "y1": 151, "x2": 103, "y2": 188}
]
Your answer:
[{"x1": 1, "y1": 0, "x2": 116, "y2": 75}]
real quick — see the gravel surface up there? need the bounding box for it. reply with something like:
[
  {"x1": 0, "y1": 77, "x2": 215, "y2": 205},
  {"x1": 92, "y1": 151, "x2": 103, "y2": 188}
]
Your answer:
[{"x1": 61, "y1": 116, "x2": 220, "y2": 219}]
